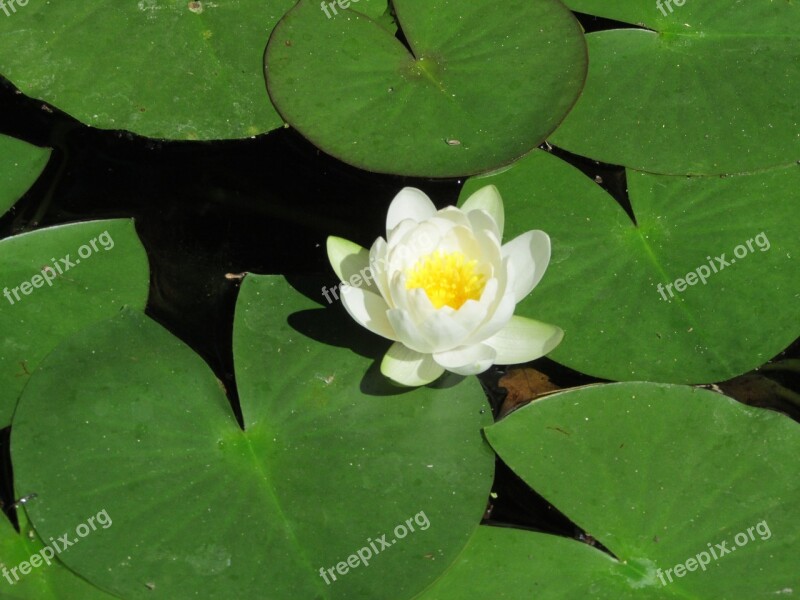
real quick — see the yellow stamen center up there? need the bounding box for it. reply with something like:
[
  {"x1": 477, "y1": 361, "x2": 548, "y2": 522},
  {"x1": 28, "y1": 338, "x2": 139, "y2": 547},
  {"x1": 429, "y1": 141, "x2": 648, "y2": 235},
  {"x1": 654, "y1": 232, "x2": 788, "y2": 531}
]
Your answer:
[{"x1": 405, "y1": 250, "x2": 486, "y2": 309}]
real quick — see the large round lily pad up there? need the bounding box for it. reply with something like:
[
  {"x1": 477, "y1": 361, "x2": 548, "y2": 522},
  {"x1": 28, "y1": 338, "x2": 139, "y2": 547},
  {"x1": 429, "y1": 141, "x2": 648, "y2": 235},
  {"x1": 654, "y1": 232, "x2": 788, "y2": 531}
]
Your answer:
[
  {"x1": 265, "y1": 0, "x2": 587, "y2": 176},
  {"x1": 11, "y1": 275, "x2": 493, "y2": 599}
]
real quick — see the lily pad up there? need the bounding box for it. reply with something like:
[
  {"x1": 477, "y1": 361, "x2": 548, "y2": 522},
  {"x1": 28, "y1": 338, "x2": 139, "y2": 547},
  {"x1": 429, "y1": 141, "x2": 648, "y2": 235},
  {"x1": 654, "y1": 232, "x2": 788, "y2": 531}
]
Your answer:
[
  {"x1": 0, "y1": 511, "x2": 116, "y2": 599},
  {"x1": 0, "y1": 219, "x2": 150, "y2": 428},
  {"x1": 419, "y1": 382, "x2": 800, "y2": 598},
  {"x1": 11, "y1": 275, "x2": 493, "y2": 599},
  {"x1": 350, "y1": 0, "x2": 391, "y2": 20},
  {"x1": 551, "y1": 0, "x2": 800, "y2": 174},
  {"x1": 0, "y1": 1, "x2": 297, "y2": 140},
  {"x1": 265, "y1": 0, "x2": 587, "y2": 176},
  {"x1": 460, "y1": 150, "x2": 800, "y2": 383},
  {"x1": 0, "y1": 135, "x2": 50, "y2": 218},
  {"x1": 416, "y1": 526, "x2": 628, "y2": 599}
]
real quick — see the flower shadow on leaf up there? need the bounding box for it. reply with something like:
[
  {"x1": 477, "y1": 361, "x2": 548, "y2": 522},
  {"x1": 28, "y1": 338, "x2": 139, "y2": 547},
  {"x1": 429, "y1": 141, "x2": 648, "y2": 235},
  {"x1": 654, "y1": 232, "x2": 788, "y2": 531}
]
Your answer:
[{"x1": 285, "y1": 274, "x2": 464, "y2": 396}]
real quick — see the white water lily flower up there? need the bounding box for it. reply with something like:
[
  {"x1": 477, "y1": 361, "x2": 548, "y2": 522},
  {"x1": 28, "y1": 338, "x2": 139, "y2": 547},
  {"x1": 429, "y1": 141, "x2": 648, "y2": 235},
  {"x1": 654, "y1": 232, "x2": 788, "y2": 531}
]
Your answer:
[{"x1": 327, "y1": 185, "x2": 563, "y2": 386}]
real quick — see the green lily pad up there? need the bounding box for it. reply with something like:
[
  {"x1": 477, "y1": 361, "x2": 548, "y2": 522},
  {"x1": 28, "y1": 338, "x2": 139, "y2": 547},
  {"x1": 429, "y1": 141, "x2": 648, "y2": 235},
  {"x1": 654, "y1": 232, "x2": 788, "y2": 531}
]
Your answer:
[
  {"x1": 11, "y1": 275, "x2": 493, "y2": 599},
  {"x1": 0, "y1": 219, "x2": 150, "y2": 428},
  {"x1": 416, "y1": 526, "x2": 628, "y2": 599},
  {"x1": 349, "y1": 0, "x2": 391, "y2": 20},
  {"x1": 0, "y1": 511, "x2": 116, "y2": 599},
  {"x1": 551, "y1": 0, "x2": 800, "y2": 174},
  {"x1": 0, "y1": 1, "x2": 297, "y2": 140},
  {"x1": 460, "y1": 150, "x2": 800, "y2": 383},
  {"x1": 265, "y1": 0, "x2": 587, "y2": 176},
  {"x1": 0, "y1": 136, "x2": 50, "y2": 218},
  {"x1": 420, "y1": 382, "x2": 799, "y2": 598}
]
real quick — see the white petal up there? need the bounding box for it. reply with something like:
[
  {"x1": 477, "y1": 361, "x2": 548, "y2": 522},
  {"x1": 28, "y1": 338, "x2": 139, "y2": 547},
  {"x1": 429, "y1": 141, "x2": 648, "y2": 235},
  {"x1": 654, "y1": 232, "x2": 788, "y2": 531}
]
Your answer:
[
  {"x1": 388, "y1": 221, "x2": 441, "y2": 272},
  {"x1": 433, "y1": 343, "x2": 497, "y2": 376},
  {"x1": 381, "y1": 342, "x2": 445, "y2": 386},
  {"x1": 413, "y1": 308, "x2": 471, "y2": 352},
  {"x1": 467, "y1": 208, "x2": 501, "y2": 243},
  {"x1": 472, "y1": 226, "x2": 503, "y2": 279},
  {"x1": 433, "y1": 206, "x2": 471, "y2": 229},
  {"x1": 327, "y1": 236, "x2": 366, "y2": 281},
  {"x1": 386, "y1": 218, "x2": 419, "y2": 247},
  {"x1": 438, "y1": 225, "x2": 484, "y2": 262},
  {"x1": 386, "y1": 188, "x2": 437, "y2": 232},
  {"x1": 451, "y1": 298, "x2": 488, "y2": 338},
  {"x1": 502, "y1": 230, "x2": 551, "y2": 302},
  {"x1": 484, "y1": 316, "x2": 564, "y2": 364},
  {"x1": 392, "y1": 285, "x2": 443, "y2": 338},
  {"x1": 340, "y1": 285, "x2": 396, "y2": 341},
  {"x1": 413, "y1": 216, "x2": 460, "y2": 239},
  {"x1": 388, "y1": 269, "x2": 413, "y2": 313},
  {"x1": 326, "y1": 236, "x2": 382, "y2": 295},
  {"x1": 368, "y1": 237, "x2": 393, "y2": 307},
  {"x1": 461, "y1": 185, "x2": 504, "y2": 239},
  {"x1": 475, "y1": 277, "x2": 500, "y2": 312},
  {"x1": 387, "y1": 308, "x2": 435, "y2": 354},
  {"x1": 403, "y1": 285, "x2": 438, "y2": 321},
  {"x1": 390, "y1": 268, "x2": 448, "y2": 322},
  {"x1": 466, "y1": 283, "x2": 516, "y2": 344}
]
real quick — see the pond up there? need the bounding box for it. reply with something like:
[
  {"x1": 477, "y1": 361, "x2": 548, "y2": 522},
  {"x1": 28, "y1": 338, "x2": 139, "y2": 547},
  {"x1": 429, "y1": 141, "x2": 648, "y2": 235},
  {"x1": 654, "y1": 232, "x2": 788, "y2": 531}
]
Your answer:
[{"x1": 0, "y1": 2, "x2": 797, "y2": 599}]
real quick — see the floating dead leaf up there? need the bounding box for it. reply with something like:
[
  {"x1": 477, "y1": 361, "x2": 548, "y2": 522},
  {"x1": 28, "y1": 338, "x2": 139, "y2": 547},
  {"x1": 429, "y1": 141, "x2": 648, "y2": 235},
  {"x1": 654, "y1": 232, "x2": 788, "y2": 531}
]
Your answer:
[{"x1": 498, "y1": 367, "x2": 560, "y2": 418}]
